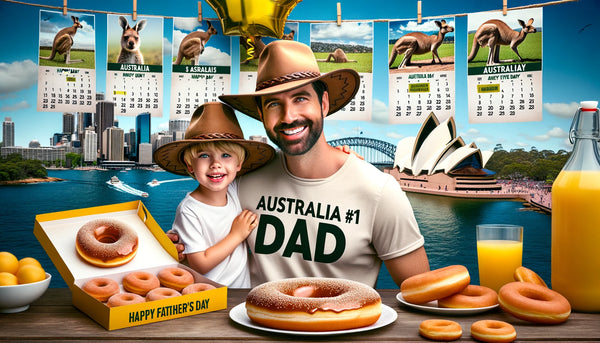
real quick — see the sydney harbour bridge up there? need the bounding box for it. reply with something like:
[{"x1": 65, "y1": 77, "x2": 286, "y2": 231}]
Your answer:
[{"x1": 328, "y1": 137, "x2": 396, "y2": 167}]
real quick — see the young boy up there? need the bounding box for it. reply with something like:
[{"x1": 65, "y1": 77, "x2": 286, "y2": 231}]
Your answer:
[{"x1": 153, "y1": 102, "x2": 274, "y2": 288}]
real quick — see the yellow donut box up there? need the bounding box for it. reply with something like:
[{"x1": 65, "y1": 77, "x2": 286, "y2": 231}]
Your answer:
[{"x1": 34, "y1": 200, "x2": 227, "y2": 330}]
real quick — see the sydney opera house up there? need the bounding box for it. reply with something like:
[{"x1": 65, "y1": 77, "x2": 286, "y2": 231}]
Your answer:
[{"x1": 385, "y1": 112, "x2": 501, "y2": 193}]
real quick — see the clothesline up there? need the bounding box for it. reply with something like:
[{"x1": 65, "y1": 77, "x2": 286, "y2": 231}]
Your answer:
[{"x1": 1, "y1": 0, "x2": 579, "y2": 22}]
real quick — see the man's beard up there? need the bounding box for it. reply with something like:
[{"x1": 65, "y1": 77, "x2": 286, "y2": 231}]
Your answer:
[{"x1": 266, "y1": 116, "x2": 323, "y2": 156}]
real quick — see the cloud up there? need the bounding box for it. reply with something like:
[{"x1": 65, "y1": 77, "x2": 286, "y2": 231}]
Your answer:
[
  {"x1": 543, "y1": 102, "x2": 579, "y2": 118},
  {"x1": 158, "y1": 121, "x2": 169, "y2": 130},
  {"x1": 387, "y1": 132, "x2": 404, "y2": 140},
  {"x1": 0, "y1": 100, "x2": 30, "y2": 112},
  {"x1": 547, "y1": 127, "x2": 568, "y2": 138},
  {"x1": 174, "y1": 18, "x2": 203, "y2": 32},
  {"x1": 371, "y1": 99, "x2": 388, "y2": 124},
  {"x1": 0, "y1": 60, "x2": 37, "y2": 94},
  {"x1": 311, "y1": 22, "x2": 373, "y2": 45},
  {"x1": 196, "y1": 46, "x2": 231, "y2": 66}
]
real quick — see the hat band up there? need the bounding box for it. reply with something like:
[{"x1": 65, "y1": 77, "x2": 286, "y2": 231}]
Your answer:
[
  {"x1": 256, "y1": 71, "x2": 321, "y2": 91},
  {"x1": 189, "y1": 133, "x2": 242, "y2": 140}
]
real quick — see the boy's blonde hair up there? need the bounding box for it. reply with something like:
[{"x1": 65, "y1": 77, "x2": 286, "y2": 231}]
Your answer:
[{"x1": 182, "y1": 141, "x2": 246, "y2": 179}]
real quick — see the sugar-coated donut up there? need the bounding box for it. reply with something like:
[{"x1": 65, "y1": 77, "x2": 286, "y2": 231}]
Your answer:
[
  {"x1": 513, "y1": 266, "x2": 548, "y2": 287},
  {"x1": 498, "y1": 282, "x2": 571, "y2": 324},
  {"x1": 107, "y1": 292, "x2": 145, "y2": 307},
  {"x1": 245, "y1": 277, "x2": 381, "y2": 332},
  {"x1": 82, "y1": 277, "x2": 120, "y2": 302},
  {"x1": 157, "y1": 267, "x2": 194, "y2": 291},
  {"x1": 182, "y1": 282, "x2": 216, "y2": 295},
  {"x1": 146, "y1": 287, "x2": 181, "y2": 301},
  {"x1": 419, "y1": 319, "x2": 462, "y2": 341},
  {"x1": 438, "y1": 285, "x2": 498, "y2": 308},
  {"x1": 400, "y1": 265, "x2": 470, "y2": 304},
  {"x1": 76, "y1": 219, "x2": 138, "y2": 267},
  {"x1": 471, "y1": 320, "x2": 516, "y2": 343},
  {"x1": 122, "y1": 271, "x2": 160, "y2": 296}
]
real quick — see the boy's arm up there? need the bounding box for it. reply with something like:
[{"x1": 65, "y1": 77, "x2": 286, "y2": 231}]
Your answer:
[
  {"x1": 186, "y1": 210, "x2": 257, "y2": 274},
  {"x1": 384, "y1": 246, "x2": 430, "y2": 287}
]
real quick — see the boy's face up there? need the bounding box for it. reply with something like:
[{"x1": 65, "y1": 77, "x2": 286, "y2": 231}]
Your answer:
[{"x1": 186, "y1": 146, "x2": 242, "y2": 193}]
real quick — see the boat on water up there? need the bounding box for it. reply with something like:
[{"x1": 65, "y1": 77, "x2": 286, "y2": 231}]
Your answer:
[
  {"x1": 151, "y1": 179, "x2": 159, "y2": 185},
  {"x1": 110, "y1": 176, "x2": 120, "y2": 184},
  {"x1": 141, "y1": 192, "x2": 149, "y2": 197}
]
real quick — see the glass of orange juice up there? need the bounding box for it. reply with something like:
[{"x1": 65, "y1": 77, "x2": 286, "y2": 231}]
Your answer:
[{"x1": 476, "y1": 224, "x2": 523, "y2": 292}]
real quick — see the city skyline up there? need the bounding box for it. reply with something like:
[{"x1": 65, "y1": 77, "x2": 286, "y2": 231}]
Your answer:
[{"x1": 0, "y1": 0, "x2": 598, "y2": 153}]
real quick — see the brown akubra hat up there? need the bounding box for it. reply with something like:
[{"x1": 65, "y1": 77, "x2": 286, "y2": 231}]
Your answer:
[
  {"x1": 153, "y1": 102, "x2": 275, "y2": 176},
  {"x1": 219, "y1": 40, "x2": 360, "y2": 121}
]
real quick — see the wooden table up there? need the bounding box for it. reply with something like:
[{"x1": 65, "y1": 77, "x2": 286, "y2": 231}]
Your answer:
[{"x1": 1, "y1": 288, "x2": 598, "y2": 341}]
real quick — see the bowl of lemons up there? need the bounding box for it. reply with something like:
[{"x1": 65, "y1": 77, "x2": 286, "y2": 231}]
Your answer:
[{"x1": 0, "y1": 251, "x2": 51, "y2": 313}]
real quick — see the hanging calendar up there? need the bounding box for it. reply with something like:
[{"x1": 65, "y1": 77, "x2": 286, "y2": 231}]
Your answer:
[
  {"x1": 105, "y1": 14, "x2": 163, "y2": 117},
  {"x1": 37, "y1": 10, "x2": 96, "y2": 112},
  {"x1": 467, "y1": 8, "x2": 543, "y2": 123},
  {"x1": 388, "y1": 17, "x2": 456, "y2": 124},
  {"x1": 170, "y1": 18, "x2": 231, "y2": 119},
  {"x1": 310, "y1": 22, "x2": 374, "y2": 121}
]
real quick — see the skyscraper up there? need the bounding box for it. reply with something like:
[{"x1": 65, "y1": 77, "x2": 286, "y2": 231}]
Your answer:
[
  {"x1": 103, "y1": 127, "x2": 124, "y2": 161},
  {"x1": 63, "y1": 113, "x2": 75, "y2": 135},
  {"x1": 136, "y1": 112, "x2": 150, "y2": 160},
  {"x1": 2, "y1": 117, "x2": 14, "y2": 147},
  {"x1": 96, "y1": 100, "x2": 115, "y2": 159}
]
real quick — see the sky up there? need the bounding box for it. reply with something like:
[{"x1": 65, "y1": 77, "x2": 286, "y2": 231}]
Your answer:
[{"x1": 0, "y1": 0, "x2": 598, "y2": 153}]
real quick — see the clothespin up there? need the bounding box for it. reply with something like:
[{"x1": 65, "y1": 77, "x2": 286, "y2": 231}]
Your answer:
[
  {"x1": 198, "y1": 1, "x2": 202, "y2": 22},
  {"x1": 417, "y1": 1, "x2": 422, "y2": 24},
  {"x1": 336, "y1": 2, "x2": 341, "y2": 26},
  {"x1": 62, "y1": 0, "x2": 67, "y2": 16},
  {"x1": 133, "y1": 0, "x2": 137, "y2": 21},
  {"x1": 503, "y1": 0, "x2": 507, "y2": 15}
]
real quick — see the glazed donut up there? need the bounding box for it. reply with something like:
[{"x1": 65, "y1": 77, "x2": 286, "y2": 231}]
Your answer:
[
  {"x1": 498, "y1": 281, "x2": 571, "y2": 324},
  {"x1": 513, "y1": 266, "x2": 548, "y2": 287},
  {"x1": 122, "y1": 271, "x2": 160, "y2": 296},
  {"x1": 158, "y1": 267, "x2": 194, "y2": 291},
  {"x1": 82, "y1": 277, "x2": 119, "y2": 302},
  {"x1": 146, "y1": 287, "x2": 181, "y2": 301},
  {"x1": 419, "y1": 319, "x2": 462, "y2": 341},
  {"x1": 470, "y1": 320, "x2": 516, "y2": 343},
  {"x1": 182, "y1": 283, "x2": 216, "y2": 295},
  {"x1": 75, "y1": 219, "x2": 138, "y2": 267},
  {"x1": 438, "y1": 285, "x2": 498, "y2": 308},
  {"x1": 107, "y1": 292, "x2": 145, "y2": 307},
  {"x1": 245, "y1": 277, "x2": 382, "y2": 332},
  {"x1": 400, "y1": 265, "x2": 470, "y2": 304}
]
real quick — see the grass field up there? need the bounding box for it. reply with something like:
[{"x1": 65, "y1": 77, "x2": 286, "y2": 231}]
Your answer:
[
  {"x1": 314, "y1": 52, "x2": 372, "y2": 73},
  {"x1": 387, "y1": 43, "x2": 454, "y2": 68},
  {"x1": 467, "y1": 31, "x2": 541, "y2": 67},
  {"x1": 38, "y1": 49, "x2": 95, "y2": 69}
]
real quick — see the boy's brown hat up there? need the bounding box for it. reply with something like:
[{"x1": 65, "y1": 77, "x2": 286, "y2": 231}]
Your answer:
[
  {"x1": 219, "y1": 40, "x2": 360, "y2": 121},
  {"x1": 153, "y1": 102, "x2": 275, "y2": 176}
]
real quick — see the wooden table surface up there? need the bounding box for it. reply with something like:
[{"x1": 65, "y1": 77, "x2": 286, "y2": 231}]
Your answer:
[{"x1": 1, "y1": 288, "x2": 599, "y2": 342}]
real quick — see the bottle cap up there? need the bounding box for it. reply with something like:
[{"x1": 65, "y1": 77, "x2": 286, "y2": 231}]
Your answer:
[{"x1": 580, "y1": 101, "x2": 598, "y2": 111}]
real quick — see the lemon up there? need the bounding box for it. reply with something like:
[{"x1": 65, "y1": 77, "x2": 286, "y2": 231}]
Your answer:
[
  {"x1": 0, "y1": 272, "x2": 18, "y2": 286},
  {"x1": 0, "y1": 251, "x2": 19, "y2": 274},
  {"x1": 19, "y1": 257, "x2": 42, "y2": 269},
  {"x1": 16, "y1": 264, "x2": 46, "y2": 284}
]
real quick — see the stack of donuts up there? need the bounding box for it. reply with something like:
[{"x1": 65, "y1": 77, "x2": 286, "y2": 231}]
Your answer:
[
  {"x1": 401, "y1": 265, "x2": 571, "y2": 342},
  {"x1": 81, "y1": 266, "x2": 216, "y2": 307}
]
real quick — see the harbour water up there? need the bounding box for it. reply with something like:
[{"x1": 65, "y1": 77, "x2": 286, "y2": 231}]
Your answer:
[{"x1": 0, "y1": 169, "x2": 551, "y2": 289}]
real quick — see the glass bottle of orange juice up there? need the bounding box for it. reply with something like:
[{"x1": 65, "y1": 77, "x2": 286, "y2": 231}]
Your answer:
[{"x1": 551, "y1": 100, "x2": 600, "y2": 312}]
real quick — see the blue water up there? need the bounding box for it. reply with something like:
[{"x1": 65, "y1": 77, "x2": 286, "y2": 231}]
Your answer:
[{"x1": 0, "y1": 169, "x2": 551, "y2": 289}]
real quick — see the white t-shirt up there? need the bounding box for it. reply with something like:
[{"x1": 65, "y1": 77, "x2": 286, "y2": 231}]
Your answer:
[
  {"x1": 239, "y1": 152, "x2": 425, "y2": 287},
  {"x1": 171, "y1": 180, "x2": 251, "y2": 288}
]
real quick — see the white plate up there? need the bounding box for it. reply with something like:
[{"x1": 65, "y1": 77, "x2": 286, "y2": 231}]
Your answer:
[
  {"x1": 396, "y1": 292, "x2": 498, "y2": 315},
  {"x1": 229, "y1": 302, "x2": 397, "y2": 336}
]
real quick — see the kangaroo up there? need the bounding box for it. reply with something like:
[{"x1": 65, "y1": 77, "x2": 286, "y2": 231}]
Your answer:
[
  {"x1": 282, "y1": 30, "x2": 295, "y2": 40},
  {"x1": 240, "y1": 36, "x2": 265, "y2": 65},
  {"x1": 117, "y1": 16, "x2": 147, "y2": 64},
  {"x1": 174, "y1": 20, "x2": 219, "y2": 65},
  {"x1": 388, "y1": 20, "x2": 454, "y2": 69},
  {"x1": 39, "y1": 16, "x2": 84, "y2": 64},
  {"x1": 467, "y1": 18, "x2": 536, "y2": 65},
  {"x1": 316, "y1": 48, "x2": 357, "y2": 63}
]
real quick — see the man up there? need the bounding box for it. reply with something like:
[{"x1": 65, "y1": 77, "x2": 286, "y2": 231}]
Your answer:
[{"x1": 172, "y1": 40, "x2": 429, "y2": 287}]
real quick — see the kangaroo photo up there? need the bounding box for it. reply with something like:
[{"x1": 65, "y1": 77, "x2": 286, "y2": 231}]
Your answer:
[
  {"x1": 388, "y1": 18, "x2": 455, "y2": 73},
  {"x1": 38, "y1": 10, "x2": 95, "y2": 68},
  {"x1": 467, "y1": 9, "x2": 542, "y2": 67},
  {"x1": 174, "y1": 20, "x2": 218, "y2": 65},
  {"x1": 310, "y1": 22, "x2": 373, "y2": 74},
  {"x1": 107, "y1": 15, "x2": 162, "y2": 66},
  {"x1": 172, "y1": 18, "x2": 230, "y2": 69}
]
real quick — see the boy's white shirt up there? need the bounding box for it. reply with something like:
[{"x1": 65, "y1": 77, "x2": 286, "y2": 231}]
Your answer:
[{"x1": 171, "y1": 179, "x2": 251, "y2": 288}]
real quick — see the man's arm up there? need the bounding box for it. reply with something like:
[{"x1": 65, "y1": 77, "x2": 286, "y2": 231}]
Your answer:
[{"x1": 384, "y1": 246, "x2": 430, "y2": 287}]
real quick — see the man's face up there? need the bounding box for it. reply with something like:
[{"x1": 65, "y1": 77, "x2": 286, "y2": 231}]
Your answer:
[{"x1": 259, "y1": 84, "x2": 328, "y2": 156}]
